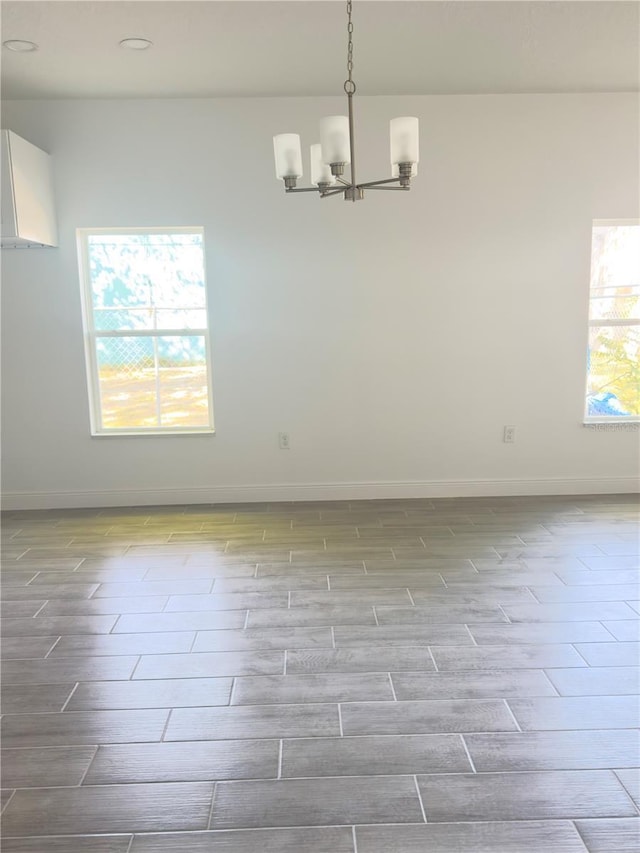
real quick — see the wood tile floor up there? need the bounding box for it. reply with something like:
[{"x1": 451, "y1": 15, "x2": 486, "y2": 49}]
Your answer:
[{"x1": 1, "y1": 494, "x2": 639, "y2": 852}]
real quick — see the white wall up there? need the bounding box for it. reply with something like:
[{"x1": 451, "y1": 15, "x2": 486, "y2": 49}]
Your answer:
[{"x1": 1, "y1": 94, "x2": 638, "y2": 508}]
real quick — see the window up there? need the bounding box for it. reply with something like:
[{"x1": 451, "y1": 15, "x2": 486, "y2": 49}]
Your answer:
[
  {"x1": 585, "y1": 220, "x2": 639, "y2": 421},
  {"x1": 77, "y1": 228, "x2": 214, "y2": 434}
]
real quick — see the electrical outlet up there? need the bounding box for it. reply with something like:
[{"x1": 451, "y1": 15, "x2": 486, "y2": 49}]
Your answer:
[
  {"x1": 278, "y1": 432, "x2": 290, "y2": 450},
  {"x1": 503, "y1": 425, "x2": 516, "y2": 443}
]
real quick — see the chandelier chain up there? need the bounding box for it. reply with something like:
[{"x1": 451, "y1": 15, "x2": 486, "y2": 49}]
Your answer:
[{"x1": 344, "y1": 0, "x2": 356, "y2": 95}]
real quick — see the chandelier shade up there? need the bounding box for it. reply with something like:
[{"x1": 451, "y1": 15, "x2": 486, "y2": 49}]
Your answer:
[
  {"x1": 319, "y1": 116, "x2": 351, "y2": 165},
  {"x1": 390, "y1": 117, "x2": 420, "y2": 166},
  {"x1": 273, "y1": 134, "x2": 303, "y2": 179},
  {"x1": 272, "y1": 0, "x2": 419, "y2": 202}
]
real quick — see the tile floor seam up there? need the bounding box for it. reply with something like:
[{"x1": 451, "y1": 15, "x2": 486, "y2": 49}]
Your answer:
[
  {"x1": 43, "y1": 635, "x2": 62, "y2": 657},
  {"x1": 497, "y1": 603, "x2": 511, "y2": 623},
  {"x1": 351, "y1": 824, "x2": 358, "y2": 852},
  {"x1": 600, "y1": 620, "x2": 623, "y2": 640},
  {"x1": 59, "y1": 683, "x2": 79, "y2": 711},
  {"x1": 4, "y1": 765, "x2": 640, "y2": 794},
  {"x1": 127, "y1": 655, "x2": 143, "y2": 679},
  {"x1": 613, "y1": 770, "x2": 640, "y2": 815},
  {"x1": 206, "y1": 781, "x2": 218, "y2": 829},
  {"x1": 109, "y1": 613, "x2": 124, "y2": 632},
  {"x1": 76, "y1": 745, "x2": 99, "y2": 786},
  {"x1": 426, "y1": 647, "x2": 439, "y2": 672},
  {"x1": 569, "y1": 819, "x2": 593, "y2": 852},
  {"x1": 540, "y1": 669, "x2": 562, "y2": 696},
  {"x1": 570, "y1": 644, "x2": 593, "y2": 665},
  {"x1": 0, "y1": 790, "x2": 17, "y2": 814},
  {"x1": 228, "y1": 677, "x2": 237, "y2": 705},
  {"x1": 159, "y1": 709, "x2": 173, "y2": 742},
  {"x1": 459, "y1": 734, "x2": 478, "y2": 772},
  {"x1": 10, "y1": 728, "x2": 640, "y2": 743},
  {"x1": 388, "y1": 673, "x2": 398, "y2": 701},
  {"x1": 502, "y1": 699, "x2": 523, "y2": 732},
  {"x1": 413, "y1": 774, "x2": 428, "y2": 823},
  {"x1": 463, "y1": 625, "x2": 478, "y2": 646}
]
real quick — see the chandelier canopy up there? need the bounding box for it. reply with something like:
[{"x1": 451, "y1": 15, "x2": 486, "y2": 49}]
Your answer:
[{"x1": 273, "y1": 0, "x2": 419, "y2": 202}]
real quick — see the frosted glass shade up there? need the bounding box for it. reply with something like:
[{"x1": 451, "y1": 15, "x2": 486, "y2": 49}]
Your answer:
[
  {"x1": 273, "y1": 134, "x2": 303, "y2": 179},
  {"x1": 392, "y1": 162, "x2": 418, "y2": 178},
  {"x1": 319, "y1": 116, "x2": 351, "y2": 165},
  {"x1": 390, "y1": 117, "x2": 419, "y2": 165},
  {"x1": 310, "y1": 144, "x2": 336, "y2": 186}
]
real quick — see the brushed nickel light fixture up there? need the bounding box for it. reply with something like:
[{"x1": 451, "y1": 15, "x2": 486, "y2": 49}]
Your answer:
[{"x1": 273, "y1": 0, "x2": 419, "y2": 202}]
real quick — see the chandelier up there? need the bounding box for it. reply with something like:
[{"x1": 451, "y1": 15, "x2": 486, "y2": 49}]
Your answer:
[{"x1": 272, "y1": 0, "x2": 419, "y2": 202}]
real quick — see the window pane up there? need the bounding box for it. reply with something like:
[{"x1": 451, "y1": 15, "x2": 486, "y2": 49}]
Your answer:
[
  {"x1": 87, "y1": 233, "x2": 206, "y2": 330},
  {"x1": 590, "y1": 225, "x2": 640, "y2": 294},
  {"x1": 94, "y1": 309, "x2": 155, "y2": 332},
  {"x1": 589, "y1": 226, "x2": 640, "y2": 320},
  {"x1": 96, "y1": 337, "x2": 158, "y2": 429},
  {"x1": 157, "y1": 336, "x2": 210, "y2": 428},
  {"x1": 154, "y1": 309, "x2": 207, "y2": 330},
  {"x1": 587, "y1": 325, "x2": 640, "y2": 416}
]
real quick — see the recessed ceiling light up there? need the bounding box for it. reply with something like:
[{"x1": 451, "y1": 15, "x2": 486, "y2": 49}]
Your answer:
[
  {"x1": 3, "y1": 40, "x2": 38, "y2": 52},
  {"x1": 119, "y1": 38, "x2": 153, "y2": 51}
]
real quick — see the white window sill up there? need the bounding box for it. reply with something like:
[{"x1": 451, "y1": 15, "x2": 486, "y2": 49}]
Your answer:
[
  {"x1": 583, "y1": 420, "x2": 639, "y2": 430},
  {"x1": 91, "y1": 429, "x2": 215, "y2": 437}
]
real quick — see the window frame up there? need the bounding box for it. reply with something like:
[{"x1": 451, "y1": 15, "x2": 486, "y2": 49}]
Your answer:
[
  {"x1": 77, "y1": 226, "x2": 215, "y2": 436},
  {"x1": 584, "y1": 218, "x2": 639, "y2": 425}
]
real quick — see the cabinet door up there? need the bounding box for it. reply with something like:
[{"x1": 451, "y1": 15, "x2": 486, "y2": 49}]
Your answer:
[
  {"x1": 1, "y1": 131, "x2": 18, "y2": 238},
  {"x1": 10, "y1": 131, "x2": 57, "y2": 245}
]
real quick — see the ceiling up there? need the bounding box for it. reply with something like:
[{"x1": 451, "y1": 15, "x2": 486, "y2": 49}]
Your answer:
[{"x1": 1, "y1": 1, "x2": 638, "y2": 99}]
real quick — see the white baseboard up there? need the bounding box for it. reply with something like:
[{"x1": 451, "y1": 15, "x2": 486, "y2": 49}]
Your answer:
[{"x1": 1, "y1": 477, "x2": 638, "y2": 510}]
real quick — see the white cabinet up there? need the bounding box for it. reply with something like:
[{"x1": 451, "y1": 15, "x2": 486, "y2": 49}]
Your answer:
[{"x1": 1, "y1": 130, "x2": 58, "y2": 248}]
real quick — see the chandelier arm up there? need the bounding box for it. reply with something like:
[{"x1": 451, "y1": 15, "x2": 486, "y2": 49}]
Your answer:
[
  {"x1": 285, "y1": 187, "x2": 324, "y2": 193},
  {"x1": 321, "y1": 188, "x2": 349, "y2": 197},
  {"x1": 336, "y1": 177, "x2": 352, "y2": 186},
  {"x1": 361, "y1": 186, "x2": 410, "y2": 191},
  {"x1": 355, "y1": 177, "x2": 403, "y2": 189}
]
